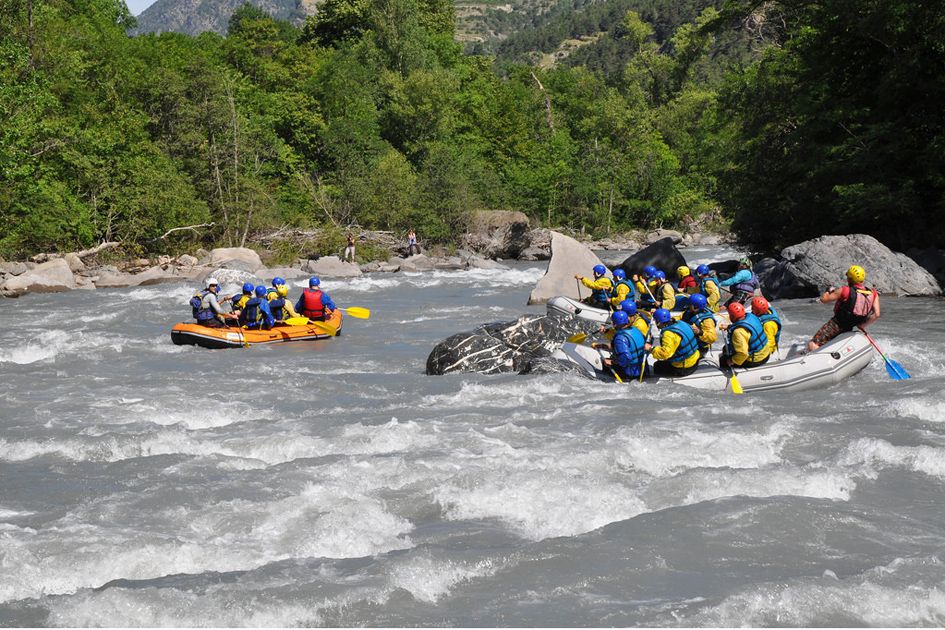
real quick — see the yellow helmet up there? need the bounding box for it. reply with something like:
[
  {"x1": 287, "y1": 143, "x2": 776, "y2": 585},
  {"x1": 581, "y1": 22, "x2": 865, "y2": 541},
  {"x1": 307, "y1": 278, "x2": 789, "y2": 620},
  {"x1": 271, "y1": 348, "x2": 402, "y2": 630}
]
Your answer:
[
  {"x1": 277, "y1": 285, "x2": 289, "y2": 298},
  {"x1": 846, "y1": 265, "x2": 866, "y2": 284},
  {"x1": 677, "y1": 265, "x2": 690, "y2": 278}
]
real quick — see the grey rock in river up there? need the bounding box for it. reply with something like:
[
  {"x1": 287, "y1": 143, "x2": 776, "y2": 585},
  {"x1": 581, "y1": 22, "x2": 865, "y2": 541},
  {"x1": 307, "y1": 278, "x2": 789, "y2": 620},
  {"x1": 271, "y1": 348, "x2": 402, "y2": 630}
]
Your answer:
[{"x1": 617, "y1": 237, "x2": 687, "y2": 278}]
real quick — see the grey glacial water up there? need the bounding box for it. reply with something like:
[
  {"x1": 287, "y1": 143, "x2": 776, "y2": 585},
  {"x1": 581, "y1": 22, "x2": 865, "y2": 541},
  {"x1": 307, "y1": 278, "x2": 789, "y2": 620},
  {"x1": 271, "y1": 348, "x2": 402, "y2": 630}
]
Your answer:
[{"x1": 1, "y1": 246, "x2": 945, "y2": 627}]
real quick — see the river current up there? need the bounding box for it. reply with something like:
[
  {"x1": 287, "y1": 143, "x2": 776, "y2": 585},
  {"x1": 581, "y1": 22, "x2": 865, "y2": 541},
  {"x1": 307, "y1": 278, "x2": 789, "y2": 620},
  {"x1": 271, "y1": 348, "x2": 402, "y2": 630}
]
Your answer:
[{"x1": 1, "y1": 246, "x2": 945, "y2": 627}]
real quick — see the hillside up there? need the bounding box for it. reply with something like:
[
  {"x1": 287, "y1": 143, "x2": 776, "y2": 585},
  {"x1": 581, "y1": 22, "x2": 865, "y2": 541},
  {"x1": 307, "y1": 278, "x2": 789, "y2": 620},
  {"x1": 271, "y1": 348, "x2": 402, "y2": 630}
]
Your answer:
[{"x1": 133, "y1": 0, "x2": 320, "y2": 35}]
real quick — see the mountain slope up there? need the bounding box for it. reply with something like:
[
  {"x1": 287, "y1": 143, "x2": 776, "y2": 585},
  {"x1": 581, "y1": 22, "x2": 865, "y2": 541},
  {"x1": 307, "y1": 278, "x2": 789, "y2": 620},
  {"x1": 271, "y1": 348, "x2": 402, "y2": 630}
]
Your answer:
[{"x1": 133, "y1": 0, "x2": 320, "y2": 35}]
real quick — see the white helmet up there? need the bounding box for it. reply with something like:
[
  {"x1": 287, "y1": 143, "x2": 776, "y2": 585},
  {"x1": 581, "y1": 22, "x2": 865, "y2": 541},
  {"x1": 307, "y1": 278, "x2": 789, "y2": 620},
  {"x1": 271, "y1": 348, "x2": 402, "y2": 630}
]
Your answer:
[{"x1": 207, "y1": 277, "x2": 219, "y2": 286}]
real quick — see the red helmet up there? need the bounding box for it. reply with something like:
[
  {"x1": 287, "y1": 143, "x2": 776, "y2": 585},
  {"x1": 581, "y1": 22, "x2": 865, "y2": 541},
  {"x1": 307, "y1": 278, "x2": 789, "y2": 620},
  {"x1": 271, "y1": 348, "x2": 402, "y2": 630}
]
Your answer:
[
  {"x1": 727, "y1": 302, "x2": 746, "y2": 321},
  {"x1": 750, "y1": 296, "x2": 769, "y2": 315}
]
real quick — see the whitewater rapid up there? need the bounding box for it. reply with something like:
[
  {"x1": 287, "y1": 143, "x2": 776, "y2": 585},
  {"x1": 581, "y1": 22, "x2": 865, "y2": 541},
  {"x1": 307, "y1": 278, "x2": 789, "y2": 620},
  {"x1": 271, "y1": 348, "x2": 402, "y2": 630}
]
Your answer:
[{"x1": 1, "y1": 249, "x2": 945, "y2": 626}]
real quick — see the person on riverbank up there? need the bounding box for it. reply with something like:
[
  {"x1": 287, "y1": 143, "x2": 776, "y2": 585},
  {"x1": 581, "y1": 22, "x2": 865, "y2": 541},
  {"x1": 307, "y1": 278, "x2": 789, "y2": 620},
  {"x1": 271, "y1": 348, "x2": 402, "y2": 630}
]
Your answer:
[
  {"x1": 407, "y1": 230, "x2": 421, "y2": 256},
  {"x1": 296, "y1": 277, "x2": 337, "y2": 321},
  {"x1": 677, "y1": 266, "x2": 698, "y2": 294},
  {"x1": 696, "y1": 264, "x2": 722, "y2": 312},
  {"x1": 601, "y1": 310, "x2": 648, "y2": 381},
  {"x1": 681, "y1": 293, "x2": 717, "y2": 355},
  {"x1": 719, "y1": 258, "x2": 760, "y2": 306},
  {"x1": 719, "y1": 302, "x2": 771, "y2": 369},
  {"x1": 646, "y1": 308, "x2": 701, "y2": 377},
  {"x1": 751, "y1": 296, "x2": 782, "y2": 356},
  {"x1": 807, "y1": 265, "x2": 880, "y2": 352},
  {"x1": 190, "y1": 278, "x2": 235, "y2": 328},
  {"x1": 239, "y1": 285, "x2": 276, "y2": 330},
  {"x1": 575, "y1": 264, "x2": 614, "y2": 310},
  {"x1": 609, "y1": 268, "x2": 635, "y2": 308},
  {"x1": 344, "y1": 232, "x2": 356, "y2": 263}
]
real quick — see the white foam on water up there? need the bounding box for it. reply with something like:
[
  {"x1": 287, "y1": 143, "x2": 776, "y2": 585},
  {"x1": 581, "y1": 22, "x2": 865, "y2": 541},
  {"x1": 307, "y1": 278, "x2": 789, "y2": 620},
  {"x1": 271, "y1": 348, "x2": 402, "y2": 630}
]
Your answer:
[
  {"x1": 0, "y1": 483, "x2": 413, "y2": 604},
  {"x1": 612, "y1": 423, "x2": 791, "y2": 477},
  {"x1": 0, "y1": 329, "x2": 126, "y2": 365},
  {"x1": 688, "y1": 556, "x2": 945, "y2": 626},
  {"x1": 840, "y1": 438, "x2": 945, "y2": 479},
  {"x1": 0, "y1": 508, "x2": 33, "y2": 520},
  {"x1": 888, "y1": 398, "x2": 945, "y2": 424},
  {"x1": 386, "y1": 552, "x2": 503, "y2": 603},
  {"x1": 332, "y1": 266, "x2": 545, "y2": 294}
]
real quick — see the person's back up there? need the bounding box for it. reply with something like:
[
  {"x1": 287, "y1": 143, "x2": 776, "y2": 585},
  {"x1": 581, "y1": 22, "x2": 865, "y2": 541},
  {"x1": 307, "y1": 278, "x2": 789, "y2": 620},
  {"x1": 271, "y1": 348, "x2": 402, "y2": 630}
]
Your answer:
[
  {"x1": 296, "y1": 277, "x2": 336, "y2": 321},
  {"x1": 240, "y1": 286, "x2": 275, "y2": 329},
  {"x1": 751, "y1": 297, "x2": 781, "y2": 355},
  {"x1": 808, "y1": 265, "x2": 880, "y2": 351},
  {"x1": 722, "y1": 303, "x2": 770, "y2": 368}
]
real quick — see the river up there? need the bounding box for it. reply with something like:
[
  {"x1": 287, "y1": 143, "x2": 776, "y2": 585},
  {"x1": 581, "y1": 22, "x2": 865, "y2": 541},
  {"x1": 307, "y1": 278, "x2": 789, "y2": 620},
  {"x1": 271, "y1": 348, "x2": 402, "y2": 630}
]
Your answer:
[{"x1": 2, "y1": 246, "x2": 945, "y2": 626}]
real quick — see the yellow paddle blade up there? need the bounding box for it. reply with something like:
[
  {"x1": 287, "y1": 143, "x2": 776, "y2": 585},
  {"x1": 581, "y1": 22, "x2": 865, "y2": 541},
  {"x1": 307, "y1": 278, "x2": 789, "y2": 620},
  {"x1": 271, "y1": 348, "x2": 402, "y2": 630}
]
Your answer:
[
  {"x1": 567, "y1": 332, "x2": 589, "y2": 344},
  {"x1": 730, "y1": 372, "x2": 744, "y2": 394},
  {"x1": 341, "y1": 306, "x2": 370, "y2": 319},
  {"x1": 309, "y1": 320, "x2": 338, "y2": 336},
  {"x1": 284, "y1": 317, "x2": 310, "y2": 326}
]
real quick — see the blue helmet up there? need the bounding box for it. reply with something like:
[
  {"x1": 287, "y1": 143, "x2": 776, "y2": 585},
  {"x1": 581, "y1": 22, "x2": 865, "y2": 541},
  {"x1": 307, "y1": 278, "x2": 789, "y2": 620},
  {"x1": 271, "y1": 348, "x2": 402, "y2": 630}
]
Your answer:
[
  {"x1": 593, "y1": 264, "x2": 607, "y2": 276},
  {"x1": 643, "y1": 265, "x2": 657, "y2": 277},
  {"x1": 688, "y1": 293, "x2": 708, "y2": 310},
  {"x1": 254, "y1": 285, "x2": 268, "y2": 297},
  {"x1": 619, "y1": 299, "x2": 637, "y2": 316},
  {"x1": 242, "y1": 282, "x2": 255, "y2": 293},
  {"x1": 611, "y1": 310, "x2": 629, "y2": 326},
  {"x1": 613, "y1": 268, "x2": 627, "y2": 280},
  {"x1": 653, "y1": 270, "x2": 667, "y2": 281},
  {"x1": 272, "y1": 276, "x2": 286, "y2": 287},
  {"x1": 654, "y1": 308, "x2": 673, "y2": 324},
  {"x1": 309, "y1": 277, "x2": 321, "y2": 288},
  {"x1": 696, "y1": 264, "x2": 710, "y2": 276}
]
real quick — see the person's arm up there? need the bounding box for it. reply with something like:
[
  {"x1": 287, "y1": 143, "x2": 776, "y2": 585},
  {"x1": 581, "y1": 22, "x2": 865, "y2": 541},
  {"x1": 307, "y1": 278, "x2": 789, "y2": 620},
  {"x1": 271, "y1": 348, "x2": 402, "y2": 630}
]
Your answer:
[
  {"x1": 208, "y1": 293, "x2": 227, "y2": 319},
  {"x1": 322, "y1": 292, "x2": 336, "y2": 311},
  {"x1": 284, "y1": 300, "x2": 300, "y2": 318},
  {"x1": 719, "y1": 269, "x2": 750, "y2": 288},
  {"x1": 819, "y1": 286, "x2": 845, "y2": 304},
  {"x1": 612, "y1": 333, "x2": 633, "y2": 368},
  {"x1": 260, "y1": 301, "x2": 276, "y2": 328},
  {"x1": 610, "y1": 283, "x2": 630, "y2": 306},
  {"x1": 730, "y1": 328, "x2": 750, "y2": 366},
  {"x1": 659, "y1": 284, "x2": 676, "y2": 310},
  {"x1": 578, "y1": 276, "x2": 612, "y2": 291},
  {"x1": 295, "y1": 296, "x2": 304, "y2": 312},
  {"x1": 762, "y1": 321, "x2": 778, "y2": 354},
  {"x1": 707, "y1": 281, "x2": 721, "y2": 310},
  {"x1": 700, "y1": 318, "x2": 718, "y2": 346},
  {"x1": 649, "y1": 330, "x2": 681, "y2": 361}
]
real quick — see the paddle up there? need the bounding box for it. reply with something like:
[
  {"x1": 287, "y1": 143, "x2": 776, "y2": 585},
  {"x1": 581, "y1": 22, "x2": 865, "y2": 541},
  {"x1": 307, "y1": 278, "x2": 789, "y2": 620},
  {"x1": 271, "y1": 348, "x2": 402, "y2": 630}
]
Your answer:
[
  {"x1": 568, "y1": 331, "x2": 591, "y2": 344},
  {"x1": 224, "y1": 318, "x2": 249, "y2": 348},
  {"x1": 729, "y1": 368, "x2": 744, "y2": 394},
  {"x1": 337, "y1": 306, "x2": 370, "y2": 319},
  {"x1": 283, "y1": 316, "x2": 311, "y2": 326},
  {"x1": 858, "y1": 327, "x2": 910, "y2": 380}
]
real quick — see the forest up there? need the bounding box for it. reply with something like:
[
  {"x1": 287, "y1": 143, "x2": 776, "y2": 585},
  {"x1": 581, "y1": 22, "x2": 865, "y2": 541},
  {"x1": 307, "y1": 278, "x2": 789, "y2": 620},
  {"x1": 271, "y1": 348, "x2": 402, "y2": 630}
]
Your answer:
[{"x1": 0, "y1": 0, "x2": 942, "y2": 259}]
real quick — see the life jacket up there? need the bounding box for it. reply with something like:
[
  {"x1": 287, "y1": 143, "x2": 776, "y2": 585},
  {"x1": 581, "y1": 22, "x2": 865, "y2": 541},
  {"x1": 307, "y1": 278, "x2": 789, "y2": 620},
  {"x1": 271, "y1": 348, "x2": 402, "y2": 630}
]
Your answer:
[
  {"x1": 613, "y1": 279, "x2": 635, "y2": 300},
  {"x1": 683, "y1": 308, "x2": 716, "y2": 348},
  {"x1": 732, "y1": 271, "x2": 760, "y2": 294},
  {"x1": 299, "y1": 288, "x2": 325, "y2": 319},
  {"x1": 233, "y1": 293, "x2": 251, "y2": 311},
  {"x1": 190, "y1": 290, "x2": 216, "y2": 322},
  {"x1": 268, "y1": 296, "x2": 287, "y2": 321},
  {"x1": 663, "y1": 321, "x2": 700, "y2": 364},
  {"x1": 591, "y1": 278, "x2": 614, "y2": 304},
  {"x1": 239, "y1": 297, "x2": 264, "y2": 328},
  {"x1": 678, "y1": 276, "x2": 699, "y2": 294},
  {"x1": 834, "y1": 283, "x2": 877, "y2": 327},
  {"x1": 727, "y1": 312, "x2": 767, "y2": 356},
  {"x1": 613, "y1": 326, "x2": 647, "y2": 376},
  {"x1": 700, "y1": 275, "x2": 719, "y2": 297},
  {"x1": 758, "y1": 307, "x2": 782, "y2": 347}
]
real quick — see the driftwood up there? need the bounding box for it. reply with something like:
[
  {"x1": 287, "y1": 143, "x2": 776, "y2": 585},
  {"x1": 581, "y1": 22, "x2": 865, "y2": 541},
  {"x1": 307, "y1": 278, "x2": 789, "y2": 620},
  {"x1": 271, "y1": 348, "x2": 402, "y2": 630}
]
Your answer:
[
  {"x1": 155, "y1": 222, "x2": 215, "y2": 240},
  {"x1": 32, "y1": 241, "x2": 121, "y2": 263},
  {"x1": 530, "y1": 71, "x2": 555, "y2": 133}
]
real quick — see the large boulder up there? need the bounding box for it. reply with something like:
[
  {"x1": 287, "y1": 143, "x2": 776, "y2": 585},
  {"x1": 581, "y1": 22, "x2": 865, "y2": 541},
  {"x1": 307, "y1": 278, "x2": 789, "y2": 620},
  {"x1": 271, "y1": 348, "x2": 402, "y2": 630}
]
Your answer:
[
  {"x1": 94, "y1": 266, "x2": 180, "y2": 288},
  {"x1": 756, "y1": 234, "x2": 942, "y2": 298},
  {"x1": 528, "y1": 232, "x2": 606, "y2": 305},
  {"x1": 398, "y1": 254, "x2": 436, "y2": 272},
  {"x1": 907, "y1": 248, "x2": 945, "y2": 288},
  {"x1": 177, "y1": 254, "x2": 199, "y2": 268},
  {"x1": 461, "y1": 210, "x2": 531, "y2": 259},
  {"x1": 520, "y1": 228, "x2": 553, "y2": 261},
  {"x1": 132, "y1": 266, "x2": 182, "y2": 286},
  {"x1": 207, "y1": 247, "x2": 263, "y2": 271},
  {"x1": 63, "y1": 253, "x2": 86, "y2": 273},
  {"x1": 2, "y1": 258, "x2": 76, "y2": 296},
  {"x1": 426, "y1": 314, "x2": 598, "y2": 375},
  {"x1": 616, "y1": 237, "x2": 687, "y2": 278},
  {"x1": 0, "y1": 262, "x2": 28, "y2": 276},
  {"x1": 303, "y1": 255, "x2": 362, "y2": 278},
  {"x1": 645, "y1": 228, "x2": 683, "y2": 245}
]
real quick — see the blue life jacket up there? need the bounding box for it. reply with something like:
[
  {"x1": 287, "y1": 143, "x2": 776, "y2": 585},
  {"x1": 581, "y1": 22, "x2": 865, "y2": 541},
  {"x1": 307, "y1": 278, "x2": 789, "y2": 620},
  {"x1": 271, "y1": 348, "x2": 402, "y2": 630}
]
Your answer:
[
  {"x1": 591, "y1": 278, "x2": 614, "y2": 303},
  {"x1": 758, "y1": 307, "x2": 782, "y2": 347},
  {"x1": 613, "y1": 326, "x2": 647, "y2": 377},
  {"x1": 699, "y1": 275, "x2": 719, "y2": 297},
  {"x1": 683, "y1": 308, "x2": 716, "y2": 348},
  {"x1": 268, "y1": 296, "x2": 287, "y2": 320},
  {"x1": 190, "y1": 290, "x2": 216, "y2": 322},
  {"x1": 239, "y1": 297, "x2": 264, "y2": 328},
  {"x1": 727, "y1": 312, "x2": 767, "y2": 356},
  {"x1": 732, "y1": 272, "x2": 760, "y2": 294},
  {"x1": 663, "y1": 321, "x2": 700, "y2": 364},
  {"x1": 613, "y1": 279, "x2": 635, "y2": 301}
]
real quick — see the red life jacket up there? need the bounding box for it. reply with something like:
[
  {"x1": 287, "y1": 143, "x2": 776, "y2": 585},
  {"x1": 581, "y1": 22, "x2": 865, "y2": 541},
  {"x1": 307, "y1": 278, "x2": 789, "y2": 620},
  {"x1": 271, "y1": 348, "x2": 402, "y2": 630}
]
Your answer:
[
  {"x1": 299, "y1": 288, "x2": 325, "y2": 319},
  {"x1": 834, "y1": 283, "x2": 877, "y2": 327}
]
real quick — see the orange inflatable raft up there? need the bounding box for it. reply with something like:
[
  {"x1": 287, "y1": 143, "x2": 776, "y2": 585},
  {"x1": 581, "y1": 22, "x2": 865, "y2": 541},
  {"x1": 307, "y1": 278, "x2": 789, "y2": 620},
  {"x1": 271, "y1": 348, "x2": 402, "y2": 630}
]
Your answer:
[{"x1": 170, "y1": 310, "x2": 343, "y2": 349}]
